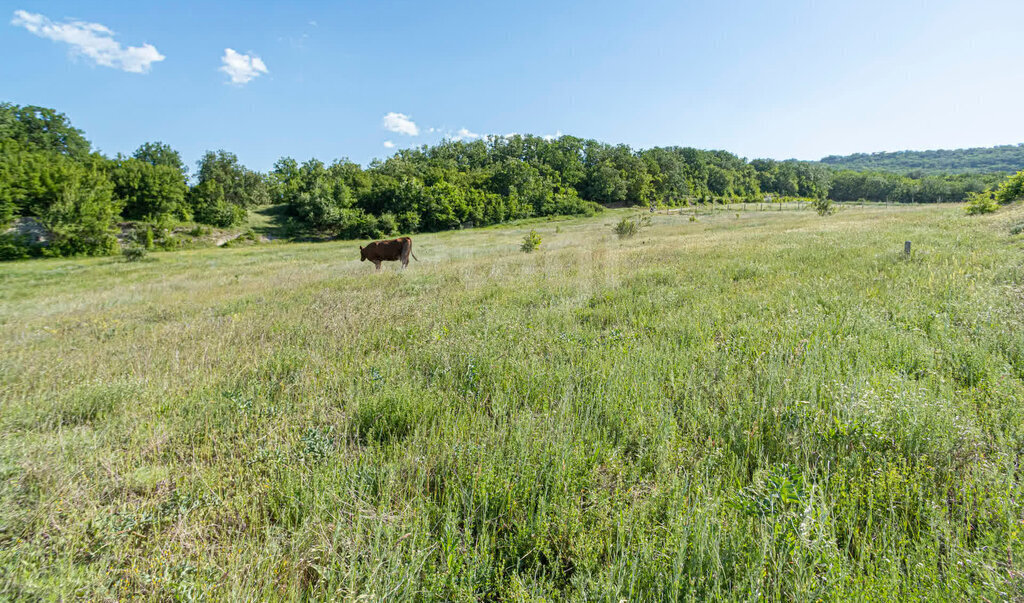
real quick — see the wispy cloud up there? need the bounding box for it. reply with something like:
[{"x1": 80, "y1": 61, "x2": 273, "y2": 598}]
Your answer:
[
  {"x1": 10, "y1": 9, "x2": 164, "y2": 73},
  {"x1": 542, "y1": 130, "x2": 563, "y2": 141},
  {"x1": 382, "y1": 112, "x2": 419, "y2": 136},
  {"x1": 220, "y1": 48, "x2": 268, "y2": 84},
  {"x1": 383, "y1": 140, "x2": 396, "y2": 148}
]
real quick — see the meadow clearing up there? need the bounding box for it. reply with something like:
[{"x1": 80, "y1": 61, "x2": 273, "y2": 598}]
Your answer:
[{"x1": 1, "y1": 203, "x2": 1023, "y2": 600}]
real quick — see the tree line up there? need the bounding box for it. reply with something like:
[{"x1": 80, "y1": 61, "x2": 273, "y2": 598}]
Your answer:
[
  {"x1": 0, "y1": 103, "x2": 1010, "y2": 259},
  {"x1": 820, "y1": 143, "x2": 1024, "y2": 175}
]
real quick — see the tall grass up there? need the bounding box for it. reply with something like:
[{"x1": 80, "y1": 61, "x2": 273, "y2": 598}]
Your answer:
[{"x1": 1, "y1": 205, "x2": 1022, "y2": 600}]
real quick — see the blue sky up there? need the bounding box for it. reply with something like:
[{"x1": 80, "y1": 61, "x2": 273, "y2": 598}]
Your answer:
[{"x1": 2, "y1": 0, "x2": 1022, "y2": 172}]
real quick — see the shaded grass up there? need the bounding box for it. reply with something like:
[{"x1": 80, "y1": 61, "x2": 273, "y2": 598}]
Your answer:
[{"x1": 1, "y1": 204, "x2": 1023, "y2": 600}]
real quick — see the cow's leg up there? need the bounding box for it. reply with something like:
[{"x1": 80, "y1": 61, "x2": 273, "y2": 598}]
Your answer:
[{"x1": 373, "y1": 260, "x2": 381, "y2": 271}]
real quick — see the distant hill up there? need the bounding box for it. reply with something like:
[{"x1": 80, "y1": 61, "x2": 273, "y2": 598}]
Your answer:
[{"x1": 819, "y1": 144, "x2": 1024, "y2": 175}]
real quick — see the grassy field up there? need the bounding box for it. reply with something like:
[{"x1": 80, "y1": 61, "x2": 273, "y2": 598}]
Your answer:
[{"x1": 2, "y1": 204, "x2": 1024, "y2": 600}]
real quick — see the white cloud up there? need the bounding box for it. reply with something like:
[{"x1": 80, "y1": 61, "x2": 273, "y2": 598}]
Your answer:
[
  {"x1": 382, "y1": 112, "x2": 419, "y2": 136},
  {"x1": 220, "y1": 48, "x2": 268, "y2": 84},
  {"x1": 383, "y1": 140, "x2": 396, "y2": 148},
  {"x1": 10, "y1": 9, "x2": 164, "y2": 73},
  {"x1": 452, "y1": 127, "x2": 481, "y2": 141},
  {"x1": 542, "y1": 130, "x2": 564, "y2": 141}
]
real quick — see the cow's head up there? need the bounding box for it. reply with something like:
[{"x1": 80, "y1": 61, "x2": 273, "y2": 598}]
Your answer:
[{"x1": 359, "y1": 245, "x2": 365, "y2": 261}]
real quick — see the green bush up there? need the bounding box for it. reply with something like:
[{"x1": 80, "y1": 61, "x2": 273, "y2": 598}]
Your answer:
[
  {"x1": 122, "y1": 244, "x2": 148, "y2": 262},
  {"x1": 138, "y1": 226, "x2": 155, "y2": 249},
  {"x1": 109, "y1": 158, "x2": 188, "y2": 222},
  {"x1": 44, "y1": 171, "x2": 122, "y2": 256},
  {"x1": 335, "y1": 208, "x2": 393, "y2": 240},
  {"x1": 397, "y1": 211, "x2": 420, "y2": 234},
  {"x1": 520, "y1": 229, "x2": 541, "y2": 253},
  {"x1": 614, "y1": 214, "x2": 650, "y2": 238},
  {"x1": 157, "y1": 235, "x2": 183, "y2": 250},
  {"x1": 0, "y1": 191, "x2": 13, "y2": 226},
  {"x1": 0, "y1": 232, "x2": 35, "y2": 260},
  {"x1": 995, "y1": 170, "x2": 1024, "y2": 205},
  {"x1": 291, "y1": 191, "x2": 344, "y2": 229},
  {"x1": 614, "y1": 216, "x2": 639, "y2": 238},
  {"x1": 813, "y1": 197, "x2": 834, "y2": 216},
  {"x1": 965, "y1": 191, "x2": 999, "y2": 215},
  {"x1": 193, "y1": 198, "x2": 246, "y2": 227},
  {"x1": 539, "y1": 192, "x2": 602, "y2": 217},
  {"x1": 221, "y1": 229, "x2": 260, "y2": 248},
  {"x1": 377, "y1": 212, "x2": 399, "y2": 236},
  {"x1": 189, "y1": 180, "x2": 247, "y2": 227}
]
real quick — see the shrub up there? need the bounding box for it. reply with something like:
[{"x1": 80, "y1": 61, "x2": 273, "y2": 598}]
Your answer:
[
  {"x1": 614, "y1": 214, "x2": 651, "y2": 238},
  {"x1": 995, "y1": 170, "x2": 1024, "y2": 205},
  {"x1": 122, "y1": 244, "x2": 148, "y2": 262},
  {"x1": 614, "y1": 216, "x2": 639, "y2": 238},
  {"x1": 190, "y1": 180, "x2": 247, "y2": 227},
  {"x1": 813, "y1": 197, "x2": 834, "y2": 216},
  {"x1": 138, "y1": 226, "x2": 155, "y2": 249},
  {"x1": 157, "y1": 235, "x2": 182, "y2": 250},
  {"x1": 193, "y1": 197, "x2": 246, "y2": 227},
  {"x1": 44, "y1": 172, "x2": 122, "y2": 256},
  {"x1": 539, "y1": 193, "x2": 602, "y2": 217},
  {"x1": 0, "y1": 192, "x2": 13, "y2": 227},
  {"x1": 0, "y1": 232, "x2": 34, "y2": 260},
  {"x1": 520, "y1": 229, "x2": 541, "y2": 253},
  {"x1": 290, "y1": 191, "x2": 342, "y2": 229},
  {"x1": 1009, "y1": 221, "x2": 1024, "y2": 235},
  {"x1": 397, "y1": 211, "x2": 420, "y2": 234},
  {"x1": 109, "y1": 158, "x2": 188, "y2": 222},
  {"x1": 335, "y1": 208, "x2": 391, "y2": 239},
  {"x1": 221, "y1": 229, "x2": 260, "y2": 248},
  {"x1": 965, "y1": 191, "x2": 999, "y2": 215},
  {"x1": 377, "y1": 212, "x2": 399, "y2": 236}
]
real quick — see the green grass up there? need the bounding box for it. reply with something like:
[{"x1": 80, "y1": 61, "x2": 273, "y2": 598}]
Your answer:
[
  {"x1": 2, "y1": 204, "x2": 1024, "y2": 600},
  {"x1": 245, "y1": 204, "x2": 307, "y2": 241}
]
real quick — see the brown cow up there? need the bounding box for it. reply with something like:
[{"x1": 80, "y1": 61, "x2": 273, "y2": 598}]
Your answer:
[{"x1": 359, "y1": 237, "x2": 419, "y2": 271}]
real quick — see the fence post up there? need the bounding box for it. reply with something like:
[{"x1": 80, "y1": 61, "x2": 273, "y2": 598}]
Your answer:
[{"x1": 904, "y1": 241, "x2": 911, "y2": 256}]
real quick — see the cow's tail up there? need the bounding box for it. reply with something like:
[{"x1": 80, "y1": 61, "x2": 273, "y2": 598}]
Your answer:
[{"x1": 407, "y1": 238, "x2": 419, "y2": 261}]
